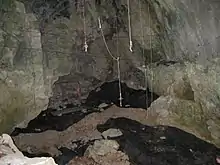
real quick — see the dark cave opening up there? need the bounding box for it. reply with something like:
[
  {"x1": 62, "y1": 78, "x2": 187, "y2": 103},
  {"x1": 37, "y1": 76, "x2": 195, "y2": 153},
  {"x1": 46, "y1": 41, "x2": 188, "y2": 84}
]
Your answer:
[
  {"x1": 11, "y1": 80, "x2": 158, "y2": 135},
  {"x1": 85, "y1": 80, "x2": 159, "y2": 109}
]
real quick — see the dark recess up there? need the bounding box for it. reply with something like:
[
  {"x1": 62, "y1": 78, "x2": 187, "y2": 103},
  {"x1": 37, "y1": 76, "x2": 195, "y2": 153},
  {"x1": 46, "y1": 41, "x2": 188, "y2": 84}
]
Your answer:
[
  {"x1": 11, "y1": 80, "x2": 158, "y2": 136},
  {"x1": 85, "y1": 80, "x2": 159, "y2": 109}
]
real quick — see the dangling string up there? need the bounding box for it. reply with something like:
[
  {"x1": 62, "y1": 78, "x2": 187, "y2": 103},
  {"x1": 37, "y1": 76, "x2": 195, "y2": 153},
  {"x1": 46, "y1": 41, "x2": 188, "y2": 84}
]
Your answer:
[
  {"x1": 98, "y1": 17, "x2": 118, "y2": 60},
  {"x1": 139, "y1": 0, "x2": 145, "y2": 60},
  {"x1": 148, "y1": 2, "x2": 154, "y2": 104},
  {"x1": 142, "y1": 64, "x2": 148, "y2": 108},
  {"x1": 116, "y1": 16, "x2": 123, "y2": 107},
  {"x1": 127, "y1": 0, "x2": 133, "y2": 52},
  {"x1": 83, "y1": 0, "x2": 88, "y2": 52},
  {"x1": 98, "y1": 16, "x2": 123, "y2": 107},
  {"x1": 117, "y1": 57, "x2": 123, "y2": 107},
  {"x1": 139, "y1": 0, "x2": 148, "y2": 108}
]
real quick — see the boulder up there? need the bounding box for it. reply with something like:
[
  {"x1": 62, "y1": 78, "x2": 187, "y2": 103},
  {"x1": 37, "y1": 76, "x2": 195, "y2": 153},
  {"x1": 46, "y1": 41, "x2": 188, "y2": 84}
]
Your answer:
[
  {"x1": 0, "y1": 134, "x2": 57, "y2": 165},
  {"x1": 147, "y1": 95, "x2": 220, "y2": 147}
]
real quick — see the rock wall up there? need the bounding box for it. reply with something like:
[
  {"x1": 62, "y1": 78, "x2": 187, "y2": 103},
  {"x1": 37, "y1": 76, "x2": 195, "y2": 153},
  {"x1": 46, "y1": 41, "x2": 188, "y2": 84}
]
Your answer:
[
  {"x1": 152, "y1": 0, "x2": 220, "y2": 63},
  {"x1": 0, "y1": 1, "x2": 48, "y2": 132},
  {"x1": 0, "y1": 0, "x2": 220, "y2": 147}
]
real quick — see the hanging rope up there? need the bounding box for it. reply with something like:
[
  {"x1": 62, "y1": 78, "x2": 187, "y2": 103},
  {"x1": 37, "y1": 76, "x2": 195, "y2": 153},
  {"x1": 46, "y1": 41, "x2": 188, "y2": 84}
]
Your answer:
[
  {"x1": 139, "y1": 0, "x2": 145, "y2": 60},
  {"x1": 117, "y1": 57, "x2": 123, "y2": 107},
  {"x1": 142, "y1": 64, "x2": 148, "y2": 108},
  {"x1": 98, "y1": 16, "x2": 123, "y2": 107},
  {"x1": 83, "y1": 0, "x2": 88, "y2": 52},
  {"x1": 116, "y1": 17, "x2": 123, "y2": 107},
  {"x1": 139, "y1": 0, "x2": 148, "y2": 108},
  {"x1": 138, "y1": 0, "x2": 147, "y2": 107},
  {"x1": 148, "y1": 2, "x2": 154, "y2": 104},
  {"x1": 98, "y1": 17, "x2": 118, "y2": 60},
  {"x1": 127, "y1": 0, "x2": 133, "y2": 52}
]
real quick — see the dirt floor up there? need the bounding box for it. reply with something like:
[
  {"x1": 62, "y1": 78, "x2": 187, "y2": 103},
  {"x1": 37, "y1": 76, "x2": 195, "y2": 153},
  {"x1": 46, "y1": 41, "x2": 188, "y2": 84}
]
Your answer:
[{"x1": 11, "y1": 105, "x2": 220, "y2": 165}]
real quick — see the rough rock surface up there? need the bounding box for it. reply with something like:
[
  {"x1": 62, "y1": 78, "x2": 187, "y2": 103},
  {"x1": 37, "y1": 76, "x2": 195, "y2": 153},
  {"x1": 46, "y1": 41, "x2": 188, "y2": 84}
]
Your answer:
[
  {"x1": 0, "y1": 1, "x2": 48, "y2": 132},
  {"x1": 12, "y1": 105, "x2": 151, "y2": 157},
  {"x1": 151, "y1": 0, "x2": 220, "y2": 62},
  {"x1": 9, "y1": 105, "x2": 220, "y2": 165},
  {"x1": 97, "y1": 117, "x2": 220, "y2": 165},
  {"x1": 0, "y1": 134, "x2": 57, "y2": 165},
  {"x1": 101, "y1": 128, "x2": 123, "y2": 139},
  {"x1": 11, "y1": 105, "x2": 220, "y2": 164},
  {"x1": 146, "y1": 96, "x2": 214, "y2": 144},
  {"x1": 1, "y1": 0, "x2": 220, "y2": 151},
  {"x1": 81, "y1": 140, "x2": 130, "y2": 165}
]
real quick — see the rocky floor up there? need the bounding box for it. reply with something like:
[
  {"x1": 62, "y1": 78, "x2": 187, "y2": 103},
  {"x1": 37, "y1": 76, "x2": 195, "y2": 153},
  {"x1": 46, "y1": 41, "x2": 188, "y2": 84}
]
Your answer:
[{"x1": 11, "y1": 105, "x2": 220, "y2": 165}]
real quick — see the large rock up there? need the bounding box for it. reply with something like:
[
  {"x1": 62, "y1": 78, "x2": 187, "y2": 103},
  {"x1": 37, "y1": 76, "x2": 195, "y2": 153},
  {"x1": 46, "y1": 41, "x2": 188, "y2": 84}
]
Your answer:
[
  {"x1": 147, "y1": 95, "x2": 220, "y2": 147},
  {"x1": 138, "y1": 62, "x2": 194, "y2": 100},
  {"x1": 0, "y1": 1, "x2": 48, "y2": 132},
  {"x1": 138, "y1": 59, "x2": 220, "y2": 146},
  {"x1": 0, "y1": 134, "x2": 57, "y2": 165},
  {"x1": 83, "y1": 139, "x2": 130, "y2": 165}
]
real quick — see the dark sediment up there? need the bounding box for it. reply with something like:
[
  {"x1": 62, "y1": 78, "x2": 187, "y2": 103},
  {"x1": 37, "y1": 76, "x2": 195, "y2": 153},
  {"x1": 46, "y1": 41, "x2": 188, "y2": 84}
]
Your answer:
[
  {"x1": 11, "y1": 105, "x2": 99, "y2": 135},
  {"x1": 97, "y1": 117, "x2": 220, "y2": 165}
]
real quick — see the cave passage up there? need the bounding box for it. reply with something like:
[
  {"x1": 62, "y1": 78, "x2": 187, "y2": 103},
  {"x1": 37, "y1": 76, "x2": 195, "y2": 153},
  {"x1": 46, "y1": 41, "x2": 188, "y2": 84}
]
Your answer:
[
  {"x1": 85, "y1": 80, "x2": 159, "y2": 109},
  {"x1": 11, "y1": 80, "x2": 159, "y2": 135}
]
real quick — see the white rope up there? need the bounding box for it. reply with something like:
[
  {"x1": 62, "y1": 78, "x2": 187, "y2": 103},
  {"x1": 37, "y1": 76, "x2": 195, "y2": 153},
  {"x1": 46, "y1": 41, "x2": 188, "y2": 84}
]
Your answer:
[
  {"x1": 116, "y1": 18, "x2": 123, "y2": 107},
  {"x1": 98, "y1": 16, "x2": 123, "y2": 107},
  {"x1": 117, "y1": 57, "x2": 123, "y2": 107},
  {"x1": 127, "y1": 0, "x2": 133, "y2": 52},
  {"x1": 148, "y1": 3, "x2": 154, "y2": 103},
  {"x1": 139, "y1": 0, "x2": 149, "y2": 108},
  {"x1": 83, "y1": 0, "x2": 88, "y2": 52},
  {"x1": 142, "y1": 64, "x2": 148, "y2": 108},
  {"x1": 139, "y1": 0, "x2": 145, "y2": 59},
  {"x1": 98, "y1": 17, "x2": 118, "y2": 61}
]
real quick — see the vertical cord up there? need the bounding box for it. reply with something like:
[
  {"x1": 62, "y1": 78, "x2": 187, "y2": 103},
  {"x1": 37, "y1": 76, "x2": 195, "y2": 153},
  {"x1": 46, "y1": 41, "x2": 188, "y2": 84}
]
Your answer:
[
  {"x1": 139, "y1": 0, "x2": 148, "y2": 108},
  {"x1": 98, "y1": 17, "x2": 118, "y2": 60},
  {"x1": 117, "y1": 57, "x2": 123, "y2": 107},
  {"x1": 83, "y1": 0, "x2": 88, "y2": 52},
  {"x1": 116, "y1": 16, "x2": 123, "y2": 107},
  {"x1": 98, "y1": 16, "x2": 123, "y2": 107},
  {"x1": 127, "y1": 0, "x2": 133, "y2": 52},
  {"x1": 139, "y1": 0, "x2": 145, "y2": 61},
  {"x1": 144, "y1": 65, "x2": 148, "y2": 108},
  {"x1": 148, "y1": 3, "x2": 154, "y2": 104}
]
